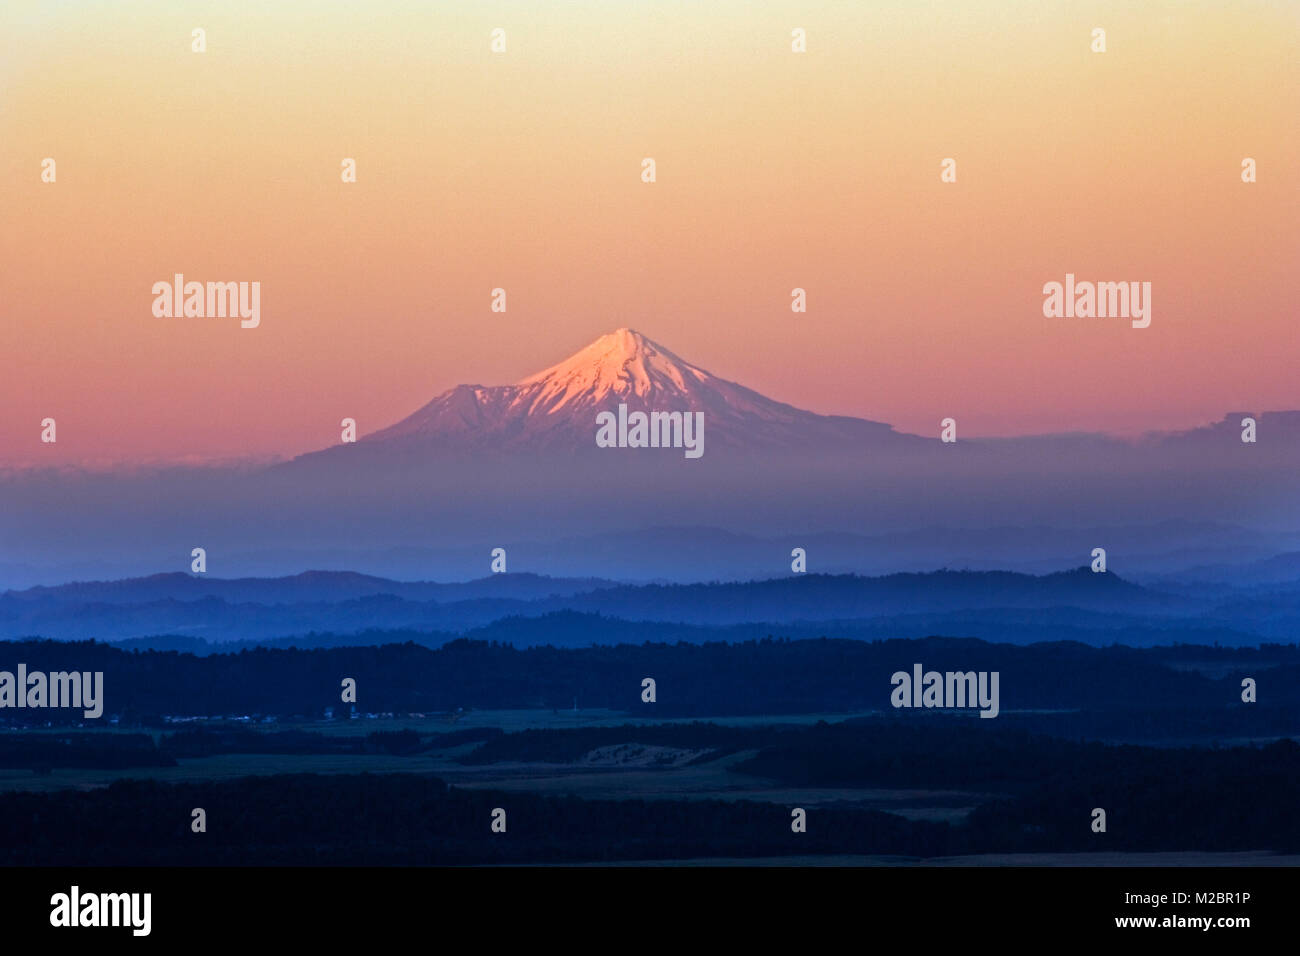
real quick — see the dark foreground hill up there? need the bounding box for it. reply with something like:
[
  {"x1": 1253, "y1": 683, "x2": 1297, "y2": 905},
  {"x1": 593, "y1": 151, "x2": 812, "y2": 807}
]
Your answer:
[{"x1": 1, "y1": 636, "x2": 1297, "y2": 740}]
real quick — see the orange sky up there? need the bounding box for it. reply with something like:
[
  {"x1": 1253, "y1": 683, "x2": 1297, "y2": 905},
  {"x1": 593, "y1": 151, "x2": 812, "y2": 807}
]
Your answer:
[{"x1": 1, "y1": 0, "x2": 1296, "y2": 467}]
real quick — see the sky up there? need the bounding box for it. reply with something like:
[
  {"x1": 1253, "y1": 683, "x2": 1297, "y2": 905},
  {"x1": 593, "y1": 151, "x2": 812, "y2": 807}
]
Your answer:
[{"x1": 1, "y1": 0, "x2": 1297, "y2": 468}]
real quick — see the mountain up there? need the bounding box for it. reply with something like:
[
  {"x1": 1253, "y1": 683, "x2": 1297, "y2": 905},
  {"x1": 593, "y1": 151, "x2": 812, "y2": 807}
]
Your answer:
[
  {"x1": 3, "y1": 329, "x2": 1297, "y2": 588},
  {"x1": 282, "y1": 326, "x2": 1300, "y2": 471},
  {"x1": 317, "y1": 328, "x2": 914, "y2": 456}
]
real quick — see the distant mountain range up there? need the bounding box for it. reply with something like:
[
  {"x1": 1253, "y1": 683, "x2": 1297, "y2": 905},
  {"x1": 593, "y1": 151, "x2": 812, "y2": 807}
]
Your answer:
[
  {"x1": 5, "y1": 570, "x2": 612, "y2": 606},
  {"x1": 7, "y1": 522, "x2": 1298, "y2": 591},
  {"x1": 4, "y1": 566, "x2": 1298, "y2": 646}
]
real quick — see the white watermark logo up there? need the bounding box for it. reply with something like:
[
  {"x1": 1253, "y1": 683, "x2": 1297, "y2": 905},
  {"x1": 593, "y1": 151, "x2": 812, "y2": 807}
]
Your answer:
[
  {"x1": 595, "y1": 404, "x2": 704, "y2": 459},
  {"x1": 890, "y1": 663, "x2": 999, "y2": 718},
  {"x1": 50, "y1": 886, "x2": 150, "y2": 936},
  {"x1": 152, "y1": 274, "x2": 260, "y2": 328},
  {"x1": 1042, "y1": 274, "x2": 1151, "y2": 328},
  {"x1": 0, "y1": 665, "x2": 103, "y2": 718}
]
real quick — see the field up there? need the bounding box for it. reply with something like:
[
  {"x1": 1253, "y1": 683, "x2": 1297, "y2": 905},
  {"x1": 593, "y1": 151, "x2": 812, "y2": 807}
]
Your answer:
[{"x1": 0, "y1": 709, "x2": 985, "y2": 822}]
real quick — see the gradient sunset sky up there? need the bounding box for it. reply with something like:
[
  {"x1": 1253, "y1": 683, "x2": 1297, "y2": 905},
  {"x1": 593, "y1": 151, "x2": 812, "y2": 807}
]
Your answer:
[{"x1": 2, "y1": 0, "x2": 1296, "y2": 467}]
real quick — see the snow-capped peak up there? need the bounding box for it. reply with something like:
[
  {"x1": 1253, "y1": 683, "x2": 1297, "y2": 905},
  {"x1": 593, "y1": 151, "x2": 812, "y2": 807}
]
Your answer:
[{"x1": 515, "y1": 328, "x2": 711, "y2": 414}]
